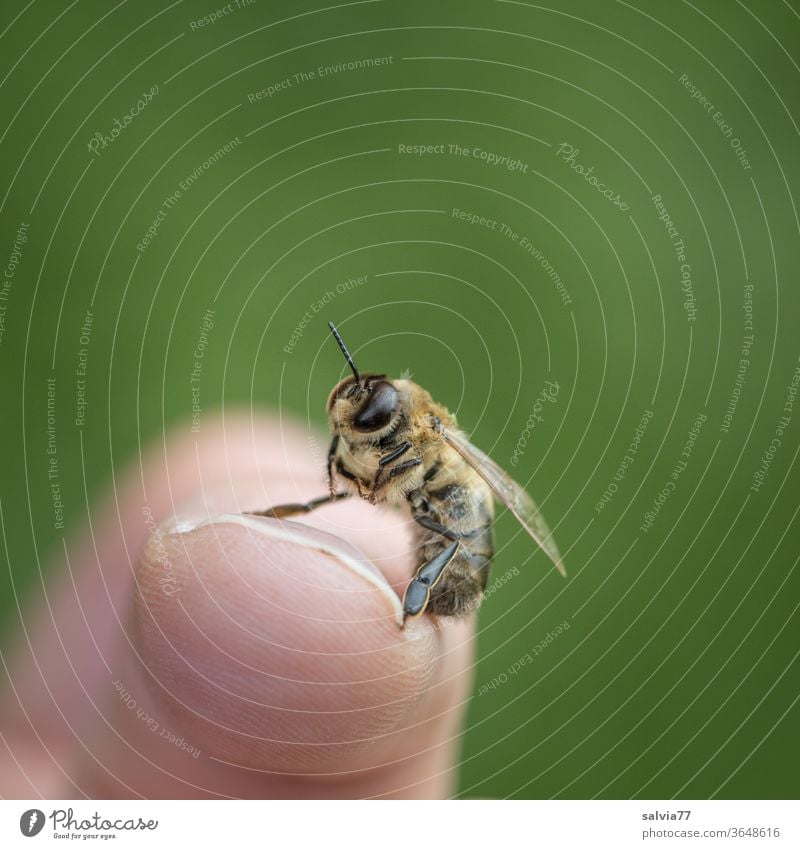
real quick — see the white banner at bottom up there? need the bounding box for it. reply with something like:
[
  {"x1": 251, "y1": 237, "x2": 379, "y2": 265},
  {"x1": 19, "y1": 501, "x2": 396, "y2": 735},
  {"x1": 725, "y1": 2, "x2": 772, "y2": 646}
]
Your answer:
[{"x1": 1, "y1": 799, "x2": 796, "y2": 848}]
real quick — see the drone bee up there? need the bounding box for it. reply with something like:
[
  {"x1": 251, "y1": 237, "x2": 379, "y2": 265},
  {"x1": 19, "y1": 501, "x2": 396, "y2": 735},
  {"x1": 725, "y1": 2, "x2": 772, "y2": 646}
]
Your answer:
[{"x1": 252, "y1": 322, "x2": 566, "y2": 624}]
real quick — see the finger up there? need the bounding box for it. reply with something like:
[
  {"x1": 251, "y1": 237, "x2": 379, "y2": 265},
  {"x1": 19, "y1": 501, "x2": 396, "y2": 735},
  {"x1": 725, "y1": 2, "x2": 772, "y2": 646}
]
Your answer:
[
  {"x1": 77, "y1": 514, "x2": 473, "y2": 798},
  {"x1": 3, "y1": 413, "x2": 475, "y2": 799},
  {"x1": 2, "y1": 410, "x2": 317, "y2": 796}
]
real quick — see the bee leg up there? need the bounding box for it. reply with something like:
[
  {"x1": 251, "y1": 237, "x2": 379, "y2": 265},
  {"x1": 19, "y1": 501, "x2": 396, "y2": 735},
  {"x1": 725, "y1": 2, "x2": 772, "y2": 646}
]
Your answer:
[
  {"x1": 402, "y1": 540, "x2": 460, "y2": 623},
  {"x1": 414, "y1": 514, "x2": 461, "y2": 542},
  {"x1": 326, "y1": 435, "x2": 339, "y2": 497},
  {"x1": 332, "y1": 459, "x2": 371, "y2": 499},
  {"x1": 375, "y1": 440, "x2": 412, "y2": 477},
  {"x1": 370, "y1": 441, "x2": 413, "y2": 500},
  {"x1": 369, "y1": 457, "x2": 422, "y2": 504},
  {"x1": 246, "y1": 491, "x2": 350, "y2": 519},
  {"x1": 386, "y1": 458, "x2": 422, "y2": 477}
]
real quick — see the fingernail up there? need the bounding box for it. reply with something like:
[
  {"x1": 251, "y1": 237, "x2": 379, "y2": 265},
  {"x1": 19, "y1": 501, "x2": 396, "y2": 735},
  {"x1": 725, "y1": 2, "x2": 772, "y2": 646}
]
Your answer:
[
  {"x1": 161, "y1": 515, "x2": 209, "y2": 534},
  {"x1": 162, "y1": 512, "x2": 405, "y2": 626}
]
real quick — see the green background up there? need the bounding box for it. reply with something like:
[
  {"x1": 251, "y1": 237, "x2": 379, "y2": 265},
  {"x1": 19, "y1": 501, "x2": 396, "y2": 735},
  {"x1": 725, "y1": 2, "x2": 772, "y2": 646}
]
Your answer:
[{"x1": 1, "y1": 0, "x2": 799, "y2": 799}]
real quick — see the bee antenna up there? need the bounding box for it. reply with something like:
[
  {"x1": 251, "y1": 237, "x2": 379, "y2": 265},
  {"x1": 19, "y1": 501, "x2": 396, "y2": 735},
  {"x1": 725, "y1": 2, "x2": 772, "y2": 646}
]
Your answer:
[{"x1": 328, "y1": 321, "x2": 361, "y2": 383}]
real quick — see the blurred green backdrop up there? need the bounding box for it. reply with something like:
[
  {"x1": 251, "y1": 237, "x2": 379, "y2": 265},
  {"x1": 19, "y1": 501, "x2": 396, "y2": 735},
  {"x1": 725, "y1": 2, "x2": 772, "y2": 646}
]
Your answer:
[{"x1": 1, "y1": 0, "x2": 799, "y2": 799}]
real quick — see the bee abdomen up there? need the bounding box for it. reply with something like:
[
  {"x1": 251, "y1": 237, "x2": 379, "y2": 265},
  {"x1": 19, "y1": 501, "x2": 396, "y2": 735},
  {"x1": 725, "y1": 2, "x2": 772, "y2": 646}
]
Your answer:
[
  {"x1": 418, "y1": 514, "x2": 495, "y2": 617},
  {"x1": 409, "y1": 475, "x2": 495, "y2": 617},
  {"x1": 427, "y1": 526, "x2": 494, "y2": 616}
]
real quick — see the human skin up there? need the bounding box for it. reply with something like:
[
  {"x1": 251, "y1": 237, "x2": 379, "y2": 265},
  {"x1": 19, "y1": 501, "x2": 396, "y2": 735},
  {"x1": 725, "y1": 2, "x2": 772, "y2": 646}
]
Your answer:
[{"x1": 0, "y1": 413, "x2": 475, "y2": 799}]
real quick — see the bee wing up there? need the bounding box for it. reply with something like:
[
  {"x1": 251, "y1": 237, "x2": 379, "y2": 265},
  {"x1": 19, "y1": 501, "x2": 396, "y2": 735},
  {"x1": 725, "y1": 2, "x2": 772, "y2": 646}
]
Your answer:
[{"x1": 441, "y1": 428, "x2": 566, "y2": 577}]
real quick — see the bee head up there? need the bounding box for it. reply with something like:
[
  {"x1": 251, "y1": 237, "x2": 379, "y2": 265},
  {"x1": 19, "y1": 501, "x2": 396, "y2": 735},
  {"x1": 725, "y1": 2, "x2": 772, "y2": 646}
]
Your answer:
[{"x1": 325, "y1": 322, "x2": 400, "y2": 438}]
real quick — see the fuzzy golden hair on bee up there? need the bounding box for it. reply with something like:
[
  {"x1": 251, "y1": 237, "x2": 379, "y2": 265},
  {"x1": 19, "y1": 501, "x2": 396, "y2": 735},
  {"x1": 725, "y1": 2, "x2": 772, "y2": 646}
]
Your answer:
[{"x1": 248, "y1": 320, "x2": 566, "y2": 625}]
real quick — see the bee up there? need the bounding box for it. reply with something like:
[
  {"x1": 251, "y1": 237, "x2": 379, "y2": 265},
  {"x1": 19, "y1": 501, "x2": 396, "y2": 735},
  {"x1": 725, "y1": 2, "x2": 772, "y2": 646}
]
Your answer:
[{"x1": 251, "y1": 321, "x2": 566, "y2": 624}]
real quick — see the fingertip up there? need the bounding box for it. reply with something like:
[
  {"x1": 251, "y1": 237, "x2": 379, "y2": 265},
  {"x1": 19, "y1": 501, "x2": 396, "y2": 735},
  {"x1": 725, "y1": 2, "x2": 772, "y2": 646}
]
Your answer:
[{"x1": 133, "y1": 515, "x2": 444, "y2": 774}]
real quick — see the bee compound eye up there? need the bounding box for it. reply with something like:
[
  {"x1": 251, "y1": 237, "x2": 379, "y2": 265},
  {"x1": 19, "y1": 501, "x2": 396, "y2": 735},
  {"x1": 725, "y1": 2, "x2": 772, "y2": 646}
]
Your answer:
[{"x1": 353, "y1": 380, "x2": 398, "y2": 432}]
